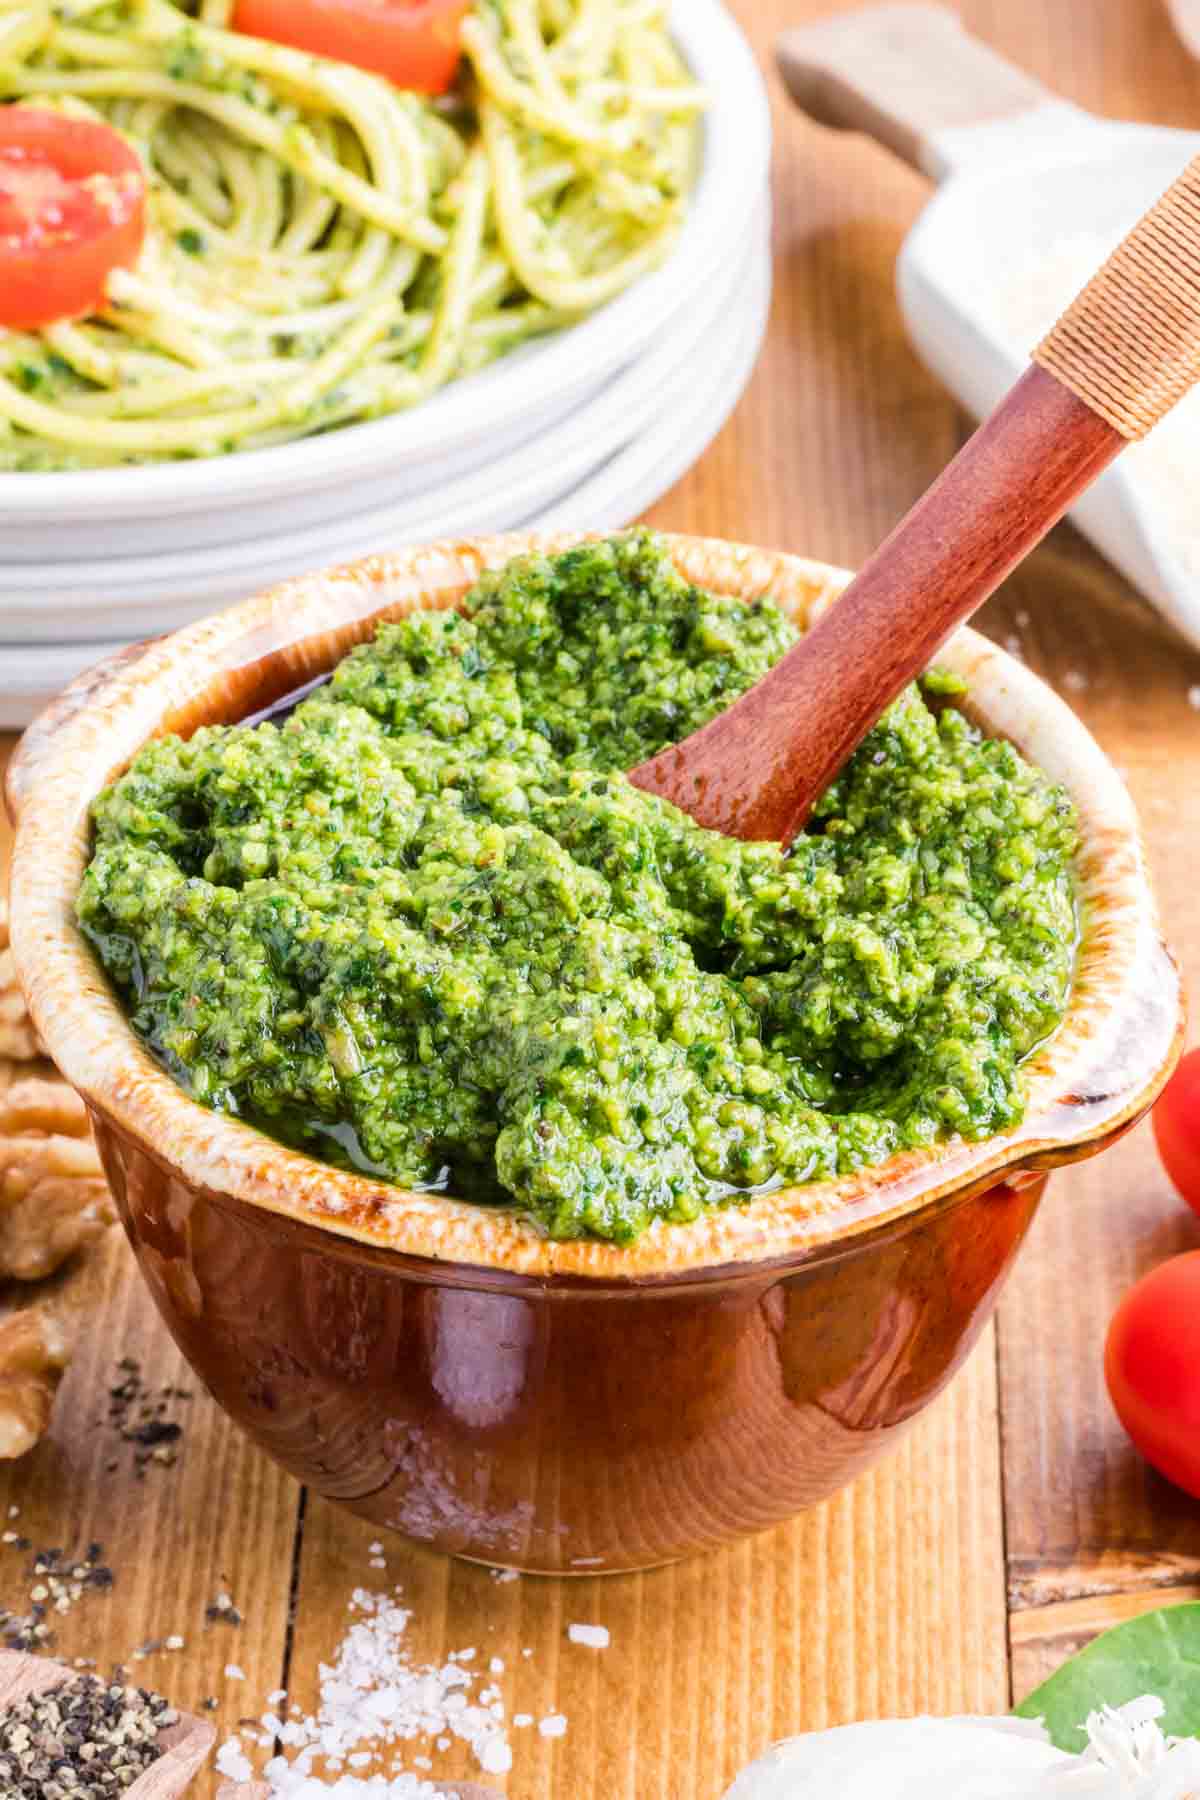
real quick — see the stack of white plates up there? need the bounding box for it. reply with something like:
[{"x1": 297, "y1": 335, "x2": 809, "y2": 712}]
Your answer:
[{"x1": 0, "y1": 0, "x2": 772, "y2": 726}]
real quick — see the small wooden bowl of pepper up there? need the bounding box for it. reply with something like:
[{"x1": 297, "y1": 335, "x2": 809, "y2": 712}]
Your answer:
[{"x1": 0, "y1": 1647, "x2": 215, "y2": 1796}]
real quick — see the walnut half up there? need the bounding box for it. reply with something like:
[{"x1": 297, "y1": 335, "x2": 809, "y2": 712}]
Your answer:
[
  {"x1": 0, "y1": 1027, "x2": 118, "y2": 1457},
  {"x1": 0, "y1": 1075, "x2": 114, "y2": 1282},
  {"x1": 0, "y1": 901, "x2": 40, "y2": 1062},
  {"x1": 0, "y1": 1308, "x2": 72, "y2": 1460}
]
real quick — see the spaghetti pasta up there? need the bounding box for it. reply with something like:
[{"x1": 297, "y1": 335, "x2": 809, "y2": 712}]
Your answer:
[{"x1": 0, "y1": 0, "x2": 703, "y2": 469}]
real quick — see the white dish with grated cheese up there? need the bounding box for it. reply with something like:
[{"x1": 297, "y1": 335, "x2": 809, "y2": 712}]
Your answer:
[{"x1": 896, "y1": 110, "x2": 1200, "y2": 650}]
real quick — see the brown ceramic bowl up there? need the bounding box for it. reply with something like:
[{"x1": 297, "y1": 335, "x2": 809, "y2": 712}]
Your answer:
[{"x1": 4, "y1": 535, "x2": 1183, "y2": 1573}]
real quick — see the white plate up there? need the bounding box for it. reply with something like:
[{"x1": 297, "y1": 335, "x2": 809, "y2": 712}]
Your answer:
[
  {"x1": 0, "y1": 0, "x2": 771, "y2": 559},
  {"x1": 0, "y1": 248, "x2": 770, "y2": 727},
  {"x1": 0, "y1": 202, "x2": 769, "y2": 638}
]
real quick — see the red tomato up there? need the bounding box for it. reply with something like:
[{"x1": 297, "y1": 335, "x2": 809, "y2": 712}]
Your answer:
[
  {"x1": 1106, "y1": 1252, "x2": 1200, "y2": 1498},
  {"x1": 1153, "y1": 1046, "x2": 1200, "y2": 1217},
  {"x1": 232, "y1": 0, "x2": 470, "y2": 93},
  {"x1": 0, "y1": 109, "x2": 146, "y2": 331}
]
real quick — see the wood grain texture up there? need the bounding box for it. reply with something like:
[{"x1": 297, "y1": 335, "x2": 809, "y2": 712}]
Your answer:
[
  {"x1": 0, "y1": 0, "x2": 1199, "y2": 1791},
  {"x1": 0, "y1": 1215, "x2": 300, "y2": 1755},
  {"x1": 281, "y1": 1344, "x2": 1005, "y2": 1799}
]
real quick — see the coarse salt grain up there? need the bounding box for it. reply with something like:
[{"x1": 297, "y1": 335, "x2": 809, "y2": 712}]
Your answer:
[
  {"x1": 567, "y1": 1624, "x2": 610, "y2": 1650},
  {"x1": 226, "y1": 1663, "x2": 246, "y2": 1680},
  {"x1": 539, "y1": 1714, "x2": 568, "y2": 1739},
  {"x1": 234, "y1": 1585, "x2": 513, "y2": 1791},
  {"x1": 216, "y1": 1737, "x2": 253, "y2": 1782},
  {"x1": 260, "y1": 1768, "x2": 441, "y2": 1797},
  {"x1": 1188, "y1": 685, "x2": 1200, "y2": 710}
]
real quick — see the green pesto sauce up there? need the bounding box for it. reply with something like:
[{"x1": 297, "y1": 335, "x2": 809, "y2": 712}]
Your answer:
[{"x1": 77, "y1": 532, "x2": 1078, "y2": 1244}]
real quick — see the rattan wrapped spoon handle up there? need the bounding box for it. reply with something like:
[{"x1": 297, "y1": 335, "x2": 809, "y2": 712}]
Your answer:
[
  {"x1": 630, "y1": 156, "x2": 1200, "y2": 843},
  {"x1": 1035, "y1": 158, "x2": 1200, "y2": 438}
]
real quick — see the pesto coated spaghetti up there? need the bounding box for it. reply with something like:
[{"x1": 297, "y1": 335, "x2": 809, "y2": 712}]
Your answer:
[{"x1": 0, "y1": 0, "x2": 702, "y2": 469}]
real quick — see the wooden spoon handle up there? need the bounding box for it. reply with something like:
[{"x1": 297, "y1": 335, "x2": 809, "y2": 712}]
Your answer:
[
  {"x1": 633, "y1": 150, "x2": 1200, "y2": 843},
  {"x1": 1035, "y1": 157, "x2": 1200, "y2": 437},
  {"x1": 630, "y1": 369, "x2": 1121, "y2": 842},
  {"x1": 775, "y1": 3, "x2": 1050, "y2": 179}
]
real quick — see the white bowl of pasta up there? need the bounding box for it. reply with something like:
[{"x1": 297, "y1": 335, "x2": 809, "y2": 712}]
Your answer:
[
  {"x1": 0, "y1": 0, "x2": 770, "y2": 560},
  {"x1": 0, "y1": 240, "x2": 769, "y2": 721},
  {"x1": 0, "y1": 192, "x2": 770, "y2": 643},
  {"x1": 0, "y1": 206, "x2": 770, "y2": 659}
]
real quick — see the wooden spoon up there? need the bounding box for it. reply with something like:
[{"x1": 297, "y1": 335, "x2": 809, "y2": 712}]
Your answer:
[
  {"x1": 0, "y1": 1647, "x2": 216, "y2": 1797},
  {"x1": 630, "y1": 148, "x2": 1200, "y2": 842}
]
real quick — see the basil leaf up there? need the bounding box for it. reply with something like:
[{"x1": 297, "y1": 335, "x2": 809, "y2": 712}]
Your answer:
[{"x1": 1014, "y1": 1602, "x2": 1200, "y2": 1751}]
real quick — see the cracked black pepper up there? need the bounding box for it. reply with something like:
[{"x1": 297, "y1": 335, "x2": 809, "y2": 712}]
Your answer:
[{"x1": 0, "y1": 1673, "x2": 175, "y2": 1796}]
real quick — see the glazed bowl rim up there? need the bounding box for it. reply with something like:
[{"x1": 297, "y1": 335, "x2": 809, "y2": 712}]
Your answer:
[{"x1": 5, "y1": 531, "x2": 1183, "y2": 1280}]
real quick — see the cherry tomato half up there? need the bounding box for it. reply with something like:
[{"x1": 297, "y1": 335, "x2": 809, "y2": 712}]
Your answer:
[
  {"x1": 0, "y1": 108, "x2": 146, "y2": 331},
  {"x1": 1106, "y1": 1251, "x2": 1200, "y2": 1498},
  {"x1": 1153, "y1": 1046, "x2": 1200, "y2": 1218},
  {"x1": 232, "y1": 0, "x2": 471, "y2": 93}
]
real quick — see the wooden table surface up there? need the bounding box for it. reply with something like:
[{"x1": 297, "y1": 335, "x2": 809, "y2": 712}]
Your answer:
[{"x1": 3, "y1": 2, "x2": 1200, "y2": 1794}]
